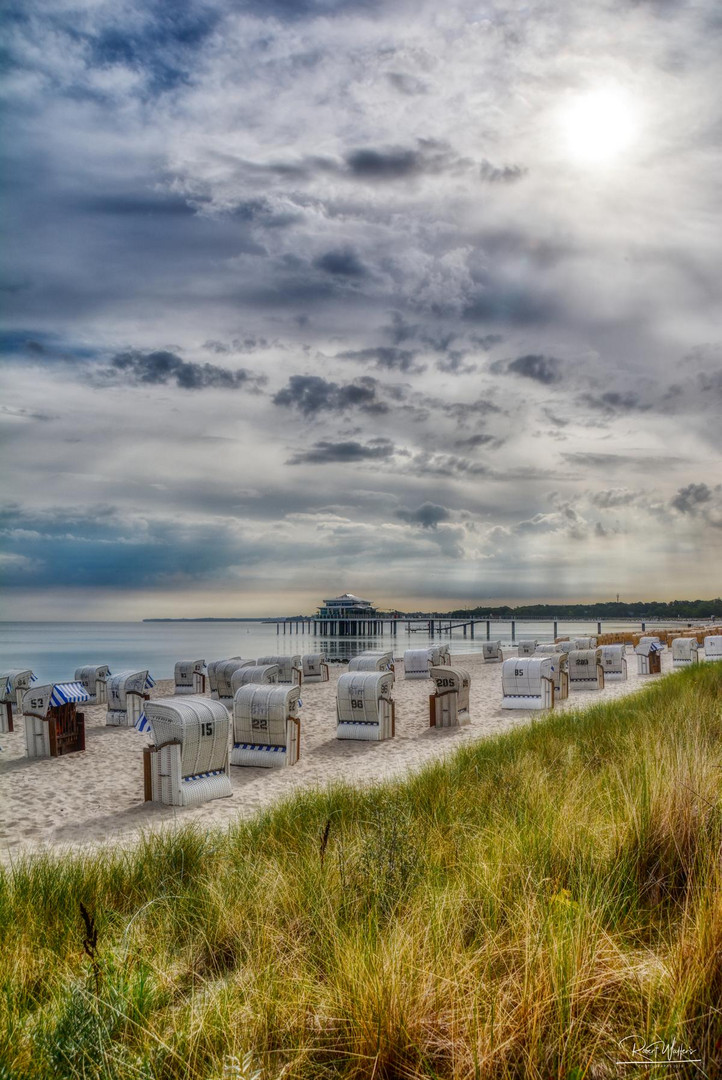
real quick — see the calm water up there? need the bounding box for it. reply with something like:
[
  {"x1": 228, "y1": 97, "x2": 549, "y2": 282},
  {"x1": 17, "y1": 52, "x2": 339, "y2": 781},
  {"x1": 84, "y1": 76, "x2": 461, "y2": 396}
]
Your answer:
[{"x1": 0, "y1": 619, "x2": 659, "y2": 684}]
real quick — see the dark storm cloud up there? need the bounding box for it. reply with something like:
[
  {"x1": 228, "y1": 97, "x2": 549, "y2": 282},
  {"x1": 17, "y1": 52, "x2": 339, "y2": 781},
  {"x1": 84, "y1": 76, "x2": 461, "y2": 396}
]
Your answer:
[
  {"x1": 344, "y1": 140, "x2": 468, "y2": 181},
  {"x1": 505, "y1": 354, "x2": 562, "y2": 384},
  {"x1": 287, "y1": 438, "x2": 395, "y2": 464},
  {"x1": 671, "y1": 482, "x2": 713, "y2": 513},
  {"x1": 272, "y1": 374, "x2": 389, "y2": 416},
  {"x1": 314, "y1": 248, "x2": 368, "y2": 277},
  {"x1": 108, "y1": 350, "x2": 266, "y2": 390},
  {"x1": 336, "y1": 346, "x2": 422, "y2": 372},
  {"x1": 590, "y1": 488, "x2": 641, "y2": 508},
  {"x1": 396, "y1": 502, "x2": 451, "y2": 528}
]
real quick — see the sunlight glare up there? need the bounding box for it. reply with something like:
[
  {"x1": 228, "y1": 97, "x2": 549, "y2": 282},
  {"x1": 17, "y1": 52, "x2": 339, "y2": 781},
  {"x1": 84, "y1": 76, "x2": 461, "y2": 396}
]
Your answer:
[{"x1": 559, "y1": 87, "x2": 639, "y2": 165}]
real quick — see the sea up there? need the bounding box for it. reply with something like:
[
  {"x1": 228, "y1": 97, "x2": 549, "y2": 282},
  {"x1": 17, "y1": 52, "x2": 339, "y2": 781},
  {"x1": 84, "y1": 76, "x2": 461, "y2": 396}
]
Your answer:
[{"x1": 0, "y1": 619, "x2": 663, "y2": 684}]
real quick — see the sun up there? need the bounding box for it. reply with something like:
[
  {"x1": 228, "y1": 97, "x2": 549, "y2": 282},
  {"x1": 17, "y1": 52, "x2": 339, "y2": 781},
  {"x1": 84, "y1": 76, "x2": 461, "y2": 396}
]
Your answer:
[{"x1": 559, "y1": 87, "x2": 639, "y2": 165}]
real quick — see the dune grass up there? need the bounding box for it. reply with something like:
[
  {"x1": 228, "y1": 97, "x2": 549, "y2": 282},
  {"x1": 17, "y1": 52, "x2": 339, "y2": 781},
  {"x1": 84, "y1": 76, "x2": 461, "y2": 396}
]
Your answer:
[{"x1": 1, "y1": 664, "x2": 721, "y2": 1079}]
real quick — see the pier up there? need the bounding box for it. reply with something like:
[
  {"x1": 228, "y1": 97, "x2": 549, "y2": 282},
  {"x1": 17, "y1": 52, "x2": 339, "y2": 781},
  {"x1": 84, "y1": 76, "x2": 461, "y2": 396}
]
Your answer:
[{"x1": 266, "y1": 616, "x2": 703, "y2": 639}]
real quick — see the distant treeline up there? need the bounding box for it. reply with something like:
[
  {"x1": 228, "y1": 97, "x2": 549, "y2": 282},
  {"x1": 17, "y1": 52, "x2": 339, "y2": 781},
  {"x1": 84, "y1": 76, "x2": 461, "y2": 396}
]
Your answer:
[{"x1": 440, "y1": 599, "x2": 722, "y2": 619}]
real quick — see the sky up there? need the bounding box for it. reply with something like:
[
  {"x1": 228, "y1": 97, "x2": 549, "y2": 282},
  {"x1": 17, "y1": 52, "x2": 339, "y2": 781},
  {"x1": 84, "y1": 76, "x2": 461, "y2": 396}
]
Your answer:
[{"x1": 1, "y1": 0, "x2": 721, "y2": 619}]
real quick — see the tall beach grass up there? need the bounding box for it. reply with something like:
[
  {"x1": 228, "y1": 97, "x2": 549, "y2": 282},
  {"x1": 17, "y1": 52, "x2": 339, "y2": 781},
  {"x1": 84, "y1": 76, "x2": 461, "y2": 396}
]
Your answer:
[{"x1": 1, "y1": 664, "x2": 721, "y2": 1079}]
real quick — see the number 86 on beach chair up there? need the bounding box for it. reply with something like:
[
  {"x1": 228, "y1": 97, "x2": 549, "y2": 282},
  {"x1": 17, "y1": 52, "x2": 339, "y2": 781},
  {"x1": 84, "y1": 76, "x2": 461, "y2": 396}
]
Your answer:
[{"x1": 336, "y1": 671, "x2": 395, "y2": 741}]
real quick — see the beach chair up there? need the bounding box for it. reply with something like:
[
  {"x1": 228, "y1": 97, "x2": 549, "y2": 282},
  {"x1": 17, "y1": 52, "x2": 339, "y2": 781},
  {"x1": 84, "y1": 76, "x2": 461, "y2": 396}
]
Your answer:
[
  {"x1": 257, "y1": 655, "x2": 303, "y2": 685},
  {"x1": 517, "y1": 639, "x2": 537, "y2": 657},
  {"x1": 301, "y1": 654, "x2": 329, "y2": 682},
  {"x1": 568, "y1": 649, "x2": 605, "y2": 691},
  {"x1": 598, "y1": 644, "x2": 627, "y2": 681},
  {"x1": 703, "y1": 635, "x2": 722, "y2": 661},
  {"x1": 210, "y1": 659, "x2": 255, "y2": 706},
  {"x1": 403, "y1": 648, "x2": 433, "y2": 679},
  {"x1": 207, "y1": 658, "x2": 250, "y2": 700},
  {"x1": 671, "y1": 637, "x2": 698, "y2": 669},
  {"x1": 74, "y1": 665, "x2": 111, "y2": 705},
  {"x1": 635, "y1": 641, "x2": 663, "y2": 675},
  {"x1": 106, "y1": 670, "x2": 155, "y2": 727},
  {"x1": 23, "y1": 682, "x2": 89, "y2": 758},
  {"x1": 231, "y1": 684, "x2": 301, "y2": 767},
  {"x1": 429, "y1": 666, "x2": 470, "y2": 728},
  {"x1": 142, "y1": 697, "x2": 232, "y2": 806},
  {"x1": 639, "y1": 635, "x2": 664, "y2": 651},
  {"x1": 535, "y1": 650, "x2": 569, "y2": 699},
  {"x1": 501, "y1": 657, "x2": 554, "y2": 710},
  {"x1": 482, "y1": 640, "x2": 503, "y2": 662},
  {"x1": 572, "y1": 636, "x2": 597, "y2": 649},
  {"x1": 336, "y1": 670, "x2": 395, "y2": 740},
  {"x1": 230, "y1": 665, "x2": 280, "y2": 693},
  {"x1": 1, "y1": 669, "x2": 36, "y2": 729},
  {"x1": 174, "y1": 659, "x2": 206, "y2": 695},
  {"x1": 348, "y1": 651, "x2": 394, "y2": 672},
  {"x1": 429, "y1": 644, "x2": 451, "y2": 666}
]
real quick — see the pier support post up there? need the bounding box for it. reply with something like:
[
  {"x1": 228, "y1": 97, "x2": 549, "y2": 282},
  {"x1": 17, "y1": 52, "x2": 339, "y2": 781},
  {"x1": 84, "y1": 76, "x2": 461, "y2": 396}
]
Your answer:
[
  {"x1": 277, "y1": 623, "x2": 279, "y2": 635},
  {"x1": 597, "y1": 621, "x2": 602, "y2": 635},
  {"x1": 486, "y1": 620, "x2": 490, "y2": 640},
  {"x1": 470, "y1": 621, "x2": 474, "y2": 639},
  {"x1": 511, "y1": 620, "x2": 516, "y2": 642},
  {"x1": 553, "y1": 620, "x2": 558, "y2": 640}
]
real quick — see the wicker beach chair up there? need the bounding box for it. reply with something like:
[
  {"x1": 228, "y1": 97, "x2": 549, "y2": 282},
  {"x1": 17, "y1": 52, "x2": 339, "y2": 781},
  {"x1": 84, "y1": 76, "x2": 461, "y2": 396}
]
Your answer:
[
  {"x1": 230, "y1": 665, "x2": 280, "y2": 694},
  {"x1": 348, "y1": 651, "x2": 394, "y2": 673},
  {"x1": 256, "y1": 655, "x2": 303, "y2": 685},
  {"x1": 23, "y1": 682, "x2": 90, "y2": 757},
  {"x1": 403, "y1": 648, "x2": 433, "y2": 679},
  {"x1": 429, "y1": 666, "x2": 470, "y2": 728},
  {"x1": 671, "y1": 637, "x2": 698, "y2": 668},
  {"x1": 301, "y1": 654, "x2": 329, "y2": 682},
  {"x1": 635, "y1": 640, "x2": 663, "y2": 675},
  {"x1": 501, "y1": 657, "x2": 555, "y2": 710},
  {"x1": 336, "y1": 670, "x2": 395, "y2": 740},
  {"x1": 598, "y1": 644, "x2": 627, "y2": 681},
  {"x1": 142, "y1": 697, "x2": 232, "y2": 806},
  {"x1": 231, "y1": 684, "x2": 301, "y2": 767},
  {"x1": 174, "y1": 659, "x2": 206, "y2": 695},
  {"x1": 106, "y1": 670, "x2": 155, "y2": 727},
  {"x1": 568, "y1": 649, "x2": 605, "y2": 691},
  {"x1": 481, "y1": 640, "x2": 503, "y2": 662}
]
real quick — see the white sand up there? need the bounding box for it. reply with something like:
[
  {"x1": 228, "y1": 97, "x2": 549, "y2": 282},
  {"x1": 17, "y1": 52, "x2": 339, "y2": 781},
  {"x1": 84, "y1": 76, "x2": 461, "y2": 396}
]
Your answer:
[{"x1": 0, "y1": 649, "x2": 675, "y2": 862}]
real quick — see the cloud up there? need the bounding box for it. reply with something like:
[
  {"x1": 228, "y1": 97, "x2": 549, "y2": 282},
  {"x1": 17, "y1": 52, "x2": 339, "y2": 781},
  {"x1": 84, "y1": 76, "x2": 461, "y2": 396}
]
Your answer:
[
  {"x1": 287, "y1": 438, "x2": 395, "y2": 464},
  {"x1": 272, "y1": 374, "x2": 389, "y2": 416},
  {"x1": 506, "y1": 354, "x2": 562, "y2": 385},
  {"x1": 590, "y1": 488, "x2": 641, "y2": 508},
  {"x1": 344, "y1": 140, "x2": 466, "y2": 181},
  {"x1": 109, "y1": 350, "x2": 266, "y2": 391},
  {"x1": 671, "y1": 482, "x2": 713, "y2": 513},
  {"x1": 314, "y1": 248, "x2": 367, "y2": 277},
  {"x1": 580, "y1": 391, "x2": 650, "y2": 413},
  {"x1": 336, "y1": 346, "x2": 421, "y2": 372},
  {"x1": 479, "y1": 160, "x2": 528, "y2": 183},
  {"x1": 396, "y1": 502, "x2": 451, "y2": 528}
]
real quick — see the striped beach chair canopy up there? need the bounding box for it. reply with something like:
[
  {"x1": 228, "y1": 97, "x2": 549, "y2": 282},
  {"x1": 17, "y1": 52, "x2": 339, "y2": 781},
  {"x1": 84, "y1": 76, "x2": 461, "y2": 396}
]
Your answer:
[{"x1": 22, "y1": 682, "x2": 90, "y2": 719}]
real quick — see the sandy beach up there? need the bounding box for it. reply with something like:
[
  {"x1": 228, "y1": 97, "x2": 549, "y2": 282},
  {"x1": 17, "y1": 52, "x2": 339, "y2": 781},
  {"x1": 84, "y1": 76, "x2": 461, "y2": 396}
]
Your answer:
[{"x1": 0, "y1": 649, "x2": 676, "y2": 862}]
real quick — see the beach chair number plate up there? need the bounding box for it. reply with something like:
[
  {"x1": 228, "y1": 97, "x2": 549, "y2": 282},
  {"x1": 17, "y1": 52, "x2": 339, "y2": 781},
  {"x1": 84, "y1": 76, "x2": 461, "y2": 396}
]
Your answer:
[
  {"x1": 435, "y1": 678, "x2": 453, "y2": 688},
  {"x1": 351, "y1": 699, "x2": 363, "y2": 709},
  {"x1": 28, "y1": 696, "x2": 45, "y2": 710},
  {"x1": 201, "y1": 722, "x2": 214, "y2": 736}
]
